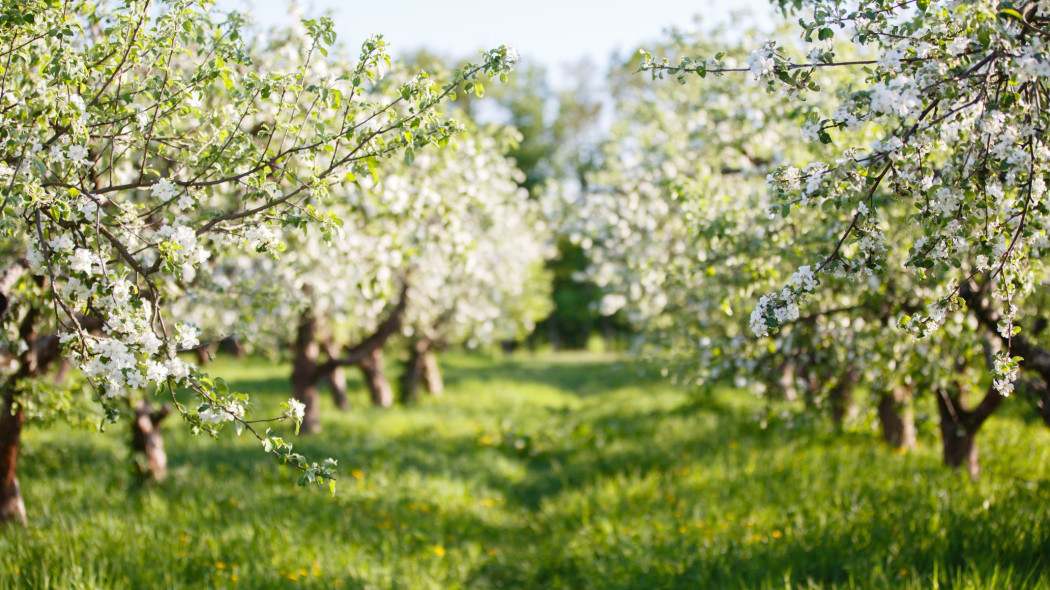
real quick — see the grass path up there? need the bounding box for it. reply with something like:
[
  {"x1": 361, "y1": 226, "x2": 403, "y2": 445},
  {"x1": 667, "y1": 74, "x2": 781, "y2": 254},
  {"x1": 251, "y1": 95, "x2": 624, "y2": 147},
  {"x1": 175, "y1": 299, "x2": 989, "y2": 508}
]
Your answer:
[{"x1": 2, "y1": 352, "x2": 1049, "y2": 589}]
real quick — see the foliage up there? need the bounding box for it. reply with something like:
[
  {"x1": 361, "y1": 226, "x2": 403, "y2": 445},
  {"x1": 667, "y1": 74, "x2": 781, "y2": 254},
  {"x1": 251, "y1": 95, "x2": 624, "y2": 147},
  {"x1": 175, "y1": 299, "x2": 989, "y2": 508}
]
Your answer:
[{"x1": 637, "y1": 0, "x2": 1050, "y2": 402}]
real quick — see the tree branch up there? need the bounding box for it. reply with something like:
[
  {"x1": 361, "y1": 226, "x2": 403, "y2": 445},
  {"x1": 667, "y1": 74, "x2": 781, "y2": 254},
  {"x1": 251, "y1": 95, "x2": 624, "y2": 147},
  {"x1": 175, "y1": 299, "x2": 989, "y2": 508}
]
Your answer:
[{"x1": 313, "y1": 280, "x2": 410, "y2": 377}]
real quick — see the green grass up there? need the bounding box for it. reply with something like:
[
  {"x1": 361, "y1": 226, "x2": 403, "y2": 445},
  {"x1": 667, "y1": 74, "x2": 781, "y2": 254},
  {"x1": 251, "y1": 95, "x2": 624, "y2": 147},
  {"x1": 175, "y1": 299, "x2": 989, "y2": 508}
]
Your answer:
[{"x1": 2, "y1": 352, "x2": 1049, "y2": 589}]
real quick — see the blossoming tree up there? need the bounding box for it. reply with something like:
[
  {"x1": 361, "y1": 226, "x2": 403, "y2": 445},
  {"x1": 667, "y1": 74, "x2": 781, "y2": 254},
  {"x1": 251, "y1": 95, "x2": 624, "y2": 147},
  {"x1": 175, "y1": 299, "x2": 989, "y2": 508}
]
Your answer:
[
  {"x1": 0, "y1": 0, "x2": 517, "y2": 525},
  {"x1": 634, "y1": 0, "x2": 1050, "y2": 476},
  {"x1": 186, "y1": 125, "x2": 551, "y2": 428},
  {"x1": 394, "y1": 132, "x2": 553, "y2": 402}
]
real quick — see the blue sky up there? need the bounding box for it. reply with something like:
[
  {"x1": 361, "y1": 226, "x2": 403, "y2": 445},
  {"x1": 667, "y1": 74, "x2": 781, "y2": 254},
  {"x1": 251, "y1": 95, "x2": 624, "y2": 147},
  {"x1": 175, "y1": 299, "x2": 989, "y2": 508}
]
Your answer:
[{"x1": 215, "y1": 0, "x2": 770, "y2": 86}]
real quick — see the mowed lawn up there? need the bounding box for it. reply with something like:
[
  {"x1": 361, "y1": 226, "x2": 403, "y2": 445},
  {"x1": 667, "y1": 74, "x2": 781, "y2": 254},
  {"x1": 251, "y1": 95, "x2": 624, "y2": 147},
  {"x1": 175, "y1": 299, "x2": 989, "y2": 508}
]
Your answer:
[{"x1": 2, "y1": 352, "x2": 1050, "y2": 589}]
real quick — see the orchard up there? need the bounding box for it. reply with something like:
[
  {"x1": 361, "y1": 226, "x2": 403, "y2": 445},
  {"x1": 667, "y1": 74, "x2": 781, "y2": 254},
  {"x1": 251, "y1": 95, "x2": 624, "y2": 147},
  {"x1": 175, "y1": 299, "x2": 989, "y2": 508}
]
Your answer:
[{"x1": 0, "y1": 0, "x2": 1048, "y2": 588}]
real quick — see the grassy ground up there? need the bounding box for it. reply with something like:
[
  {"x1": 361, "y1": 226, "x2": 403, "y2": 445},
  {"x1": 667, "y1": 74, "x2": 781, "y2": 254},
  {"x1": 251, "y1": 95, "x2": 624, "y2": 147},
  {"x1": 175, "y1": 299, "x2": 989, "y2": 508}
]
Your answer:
[{"x1": 2, "y1": 352, "x2": 1049, "y2": 589}]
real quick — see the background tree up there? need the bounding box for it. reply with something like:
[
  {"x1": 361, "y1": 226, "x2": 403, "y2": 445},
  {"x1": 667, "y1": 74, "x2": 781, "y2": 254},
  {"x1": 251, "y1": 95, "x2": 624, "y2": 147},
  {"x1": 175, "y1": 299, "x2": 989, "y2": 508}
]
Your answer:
[{"x1": 633, "y1": 0, "x2": 1050, "y2": 475}]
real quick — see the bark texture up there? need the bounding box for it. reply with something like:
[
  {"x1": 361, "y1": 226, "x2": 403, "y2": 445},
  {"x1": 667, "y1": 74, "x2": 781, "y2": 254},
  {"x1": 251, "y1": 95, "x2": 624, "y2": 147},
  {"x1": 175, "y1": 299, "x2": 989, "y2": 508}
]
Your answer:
[
  {"x1": 291, "y1": 310, "x2": 322, "y2": 434},
  {"x1": 358, "y1": 347, "x2": 393, "y2": 407},
  {"x1": 0, "y1": 386, "x2": 26, "y2": 527},
  {"x1": 422, "y1": 347, "x2": 444, "y2": 397},
  {"x1": 289, "y1": 283, "x2": 409, "y2": 432},
  {"x1": 400, "y1": 338, "x2": 428, "y2": 404},
  {"x1": 829, "y1": 368, "x2": 859, "y2": 428},
  {"x1": 878, "y1": 386, "x2": 917, "y2": 450},
  {"x1": 322, "y1": 340, "x2": 349, "y2": 411},
  {"x1": 131, "y1": 402, "x2": 170, "y2": 481},
  {"x1": 0, "y1": 274, "x2": 66, "y2": 527},
  {"x1": 326, "y1": 366, "x2": 349, "y2": 411},
  {"x1": 936, "y1": 385, "x2": 1003, "y2": 480},
  {"x1": 401, "y1": 337, "x2": 443, "y2": 403}
]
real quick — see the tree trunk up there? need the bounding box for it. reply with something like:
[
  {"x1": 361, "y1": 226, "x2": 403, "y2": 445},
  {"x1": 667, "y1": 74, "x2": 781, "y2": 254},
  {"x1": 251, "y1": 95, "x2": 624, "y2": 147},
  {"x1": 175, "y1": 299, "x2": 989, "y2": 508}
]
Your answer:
[
  {"x1": 325, "y1": 366, "x2": 349, "y2": 411},
  {"x1": 0, "y1": 271, "x2": 79, "y2": 527},
  {"x1": 936, "y1": 385, "x2": 1003, "y2": 481},
  {"x1": 0, "y1": 385, "x2": 26, "y2": 527},
  {"x1": 1035, "y1": 389, "x2": 1050, "y2": 429},
  {"x1": 401, "y1": 338, "x2": 429, "y2": 404},
  {"x1": 1024, "y1": 379, "x2": 1050, "y2": 429},
  {"x1": 310, "y1": 283, "x2": 409, "y2": 411},
  {"x1": 0, "y1": 291, "x2": 48, "y2": 528},
  {"x1": 291, "y1": 310, "x2": 322, "y2": 434},
  {"x1": 940, "y1": 421, "x2": 979, "y2": 480},
  {"x1": 422, "y1": 348, "x2": 443, "y2": 397},
  {"x1": 131, "y1": 401, "x2": 170, "y2": 481},
  {"x1": 222, "y1": 336, "x2": 246, "y2": 358},
  {"x1": 194, "y1": 343, "x2": 217, "y2": 366},
  {"x1": 829, "y1": 368, "x2": 859, "y2": 428},
  {"x1": 321, "y1": 340, "x2": 349, "y2": 411},
  {"x1": 358, "y1": 347, "x2": 393, "y2": 407},
  {"x1": 878, "y1": 385, "x2": 917, "y2": 450}
]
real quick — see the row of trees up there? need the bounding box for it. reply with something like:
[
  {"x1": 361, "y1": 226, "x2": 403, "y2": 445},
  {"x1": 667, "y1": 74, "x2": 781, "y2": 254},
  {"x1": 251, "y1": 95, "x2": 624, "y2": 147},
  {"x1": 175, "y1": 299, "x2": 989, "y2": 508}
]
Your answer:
[
  {"x1": 6, "y1": 0, "x2": 1050, "y2": 531},
  {"x1": 576, "y1": 0, "x2": 1050, "y2": 480}
]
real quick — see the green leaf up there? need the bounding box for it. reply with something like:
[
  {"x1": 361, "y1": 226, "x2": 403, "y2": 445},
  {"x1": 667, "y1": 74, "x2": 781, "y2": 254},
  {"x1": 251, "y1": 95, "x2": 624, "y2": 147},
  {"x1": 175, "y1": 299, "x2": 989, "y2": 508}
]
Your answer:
[{"x1": 366, "y1": 157, "x2": 379, "y2": 185}]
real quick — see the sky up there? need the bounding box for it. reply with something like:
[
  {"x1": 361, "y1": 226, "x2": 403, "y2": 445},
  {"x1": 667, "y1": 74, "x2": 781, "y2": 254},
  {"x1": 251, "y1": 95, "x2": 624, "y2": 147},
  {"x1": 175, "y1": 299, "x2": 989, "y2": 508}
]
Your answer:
[{"x1": 215, "y1": 0, "x2": 771, "y2": 87}]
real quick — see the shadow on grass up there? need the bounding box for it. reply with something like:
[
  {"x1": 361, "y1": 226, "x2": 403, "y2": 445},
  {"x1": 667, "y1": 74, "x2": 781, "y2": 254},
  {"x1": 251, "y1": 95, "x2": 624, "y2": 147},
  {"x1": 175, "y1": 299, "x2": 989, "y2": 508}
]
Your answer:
[{"x1": 13, "y1": 353, "x2": 1050, "y2": 589}]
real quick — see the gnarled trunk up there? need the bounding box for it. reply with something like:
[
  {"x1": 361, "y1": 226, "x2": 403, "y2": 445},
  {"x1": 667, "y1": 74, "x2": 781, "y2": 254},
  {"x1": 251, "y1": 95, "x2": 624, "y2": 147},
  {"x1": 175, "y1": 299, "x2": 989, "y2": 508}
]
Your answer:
[
  {"x1": 829, "y1": 368, "x2": 859, "y2": 429},
  {"x1": 294, "y1": 282, "x2": 409, "y2": 417},
  {"x1": 422, "y1": 348, "x2": 443, "y2": 397},
  {"x1": 0, "y1": 268, "x2": 82, "y2": 526},
  {"x1": 131, "y1": 402, "x2": 170, "y2": 481},
  {"x1": 400, "y1": 338, "x2": 430, "y2": 404},
  {"x1": 0, "y1": 265, "x2": 27, "y2": 526},
  {"x1": 878, "y1": 385, "x2": 916, "y2": 450},
  {"x1": 936, "y1": 384, "x2": 1003, "y2": 481},
  {"x1": 0, "y1": 386, "x2": 26, "y2": 527},
  {"x1": 358, "y1": 347, "x2": 393, "y2": 407},
  {"x1": 322, "y1": 340, "x2": 349, "y2": 411},
  {"x1": 291, "y1": 310, "x2": 322, "y2": 434},
  {"x1": 325, "y1": 366, "x2": 349, "y2": 411},
  {"x1": 939, "y1": 419, "x2": 979, "y2": 479}
]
